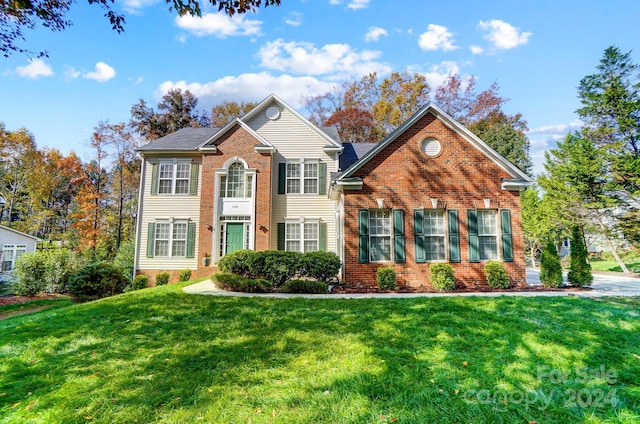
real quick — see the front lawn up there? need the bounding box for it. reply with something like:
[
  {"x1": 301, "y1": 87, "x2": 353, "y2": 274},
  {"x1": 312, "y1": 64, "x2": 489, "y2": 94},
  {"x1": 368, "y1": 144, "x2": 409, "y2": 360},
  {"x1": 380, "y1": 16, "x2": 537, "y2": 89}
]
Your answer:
[
  {"x1": 0, "y1": 284, "x2": 638, "y2": 423},
  {"x1": 591, "y1": 260, "x2": 640, "y2": 273}
]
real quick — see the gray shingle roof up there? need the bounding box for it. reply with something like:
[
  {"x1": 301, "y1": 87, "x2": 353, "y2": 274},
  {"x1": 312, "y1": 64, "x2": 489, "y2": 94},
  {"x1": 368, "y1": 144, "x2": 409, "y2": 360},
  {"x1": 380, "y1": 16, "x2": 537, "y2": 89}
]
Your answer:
[
  {"x1": 137, "y1": 128, "x2": 220, "y2": 151},
  {"x1": 339, "y1": 142, "x2": 378, "y2": 172}
]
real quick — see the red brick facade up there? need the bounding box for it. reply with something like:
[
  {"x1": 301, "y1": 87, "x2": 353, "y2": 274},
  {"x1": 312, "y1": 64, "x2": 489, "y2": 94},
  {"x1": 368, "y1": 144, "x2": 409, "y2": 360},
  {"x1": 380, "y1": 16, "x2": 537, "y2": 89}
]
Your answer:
[{"x1": 342, "y1": 112, "x2": 526, "y2": 289}]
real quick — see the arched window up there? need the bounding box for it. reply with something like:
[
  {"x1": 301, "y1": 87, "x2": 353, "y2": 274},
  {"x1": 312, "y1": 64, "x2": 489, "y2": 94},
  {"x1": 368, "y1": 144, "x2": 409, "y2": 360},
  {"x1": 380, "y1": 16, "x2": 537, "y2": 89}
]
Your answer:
[{"x1": 220, "y1": 162, "x2": 252, "y2": 198}]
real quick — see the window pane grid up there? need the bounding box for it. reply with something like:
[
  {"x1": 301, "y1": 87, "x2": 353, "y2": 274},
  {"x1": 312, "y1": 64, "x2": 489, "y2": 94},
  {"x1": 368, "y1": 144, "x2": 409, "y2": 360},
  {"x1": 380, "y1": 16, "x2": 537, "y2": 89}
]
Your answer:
[
  {"x1": 477, "y1": 210, "x2": 498, "y2": 260},
  {"x1": 369, "y1": 210, "x2": 391, "y2": 261},
  {"x1": 286, "y1": 163, "x2": 301, "y2": 194},
  {"x1": 157, "y1": 163, "x2": 192, "y2": 195},
  {"x1": 227, "y1": 163, "x2": 245, "y2": 197},
  {"x1": 304, "y1": 223, "x2": 318, "y2": 252}
]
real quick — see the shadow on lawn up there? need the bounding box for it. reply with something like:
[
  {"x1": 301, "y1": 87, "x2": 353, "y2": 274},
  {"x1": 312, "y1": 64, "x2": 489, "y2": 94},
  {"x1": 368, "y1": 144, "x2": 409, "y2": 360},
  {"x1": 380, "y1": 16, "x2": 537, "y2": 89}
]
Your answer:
[{"x1": 0, "y1": 287, "x2": 638, "y2": 423}]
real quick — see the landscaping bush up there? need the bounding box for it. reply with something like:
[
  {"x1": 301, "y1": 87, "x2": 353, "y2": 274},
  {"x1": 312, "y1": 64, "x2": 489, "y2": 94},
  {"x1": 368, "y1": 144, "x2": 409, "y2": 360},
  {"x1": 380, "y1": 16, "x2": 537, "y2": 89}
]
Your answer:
[
  {"x1": 430, "y1": 263, "x2": 456, "y2": 291},
  {"x1": 484, "y1": 260, "x2": 510, "y2": 289},
  {"x1": 540, "y1": 240, "x2": 563, "y2": 288},
  {"x1": 179, "y1": 269, "x2": 192, "y2": 282},
  {"x1": 376, "y1": 266, "x2": 396, "y2": 290},
  {"x1": 125, "y1": 275, "x2": 149, "y2": 292},
  {"x1": 112, "y1": 240, "x2": 135, "y2": 282},
  {"x1": 213, "y1": 272, "x2": 270, "y2": 293},
  {"x1": 68, "y1": 261, "x2": 129, "y2": 302},
  {"x1": 279, "y1": 279, "x2": 329, "y2": 294},
  {"x1": 155, "y1": 272, "x2": 170, "y2": 286},
  {"x1": 11, "y1": 252, "x2": 47, "y2": 296},
  {"x1": 298, "y1": 251, "x2": 341, "y2": 283},
  {"x1": 250, "y1": 250, "x2": 301, "y2": 288},
  {"x1": 568, "y1": 225, "x2": 593, "y2": 287},
  {"x1": 218, "y1": 250, "x2": 255, "y2": 277},
  {"x1": 43, "y1": 249, "x2": 74, "y2": 294}
]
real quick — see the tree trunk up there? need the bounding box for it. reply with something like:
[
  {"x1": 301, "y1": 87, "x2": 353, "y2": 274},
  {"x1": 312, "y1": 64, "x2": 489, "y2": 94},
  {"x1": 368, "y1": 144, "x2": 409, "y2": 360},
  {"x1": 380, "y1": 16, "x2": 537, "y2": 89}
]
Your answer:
[
  {"x1": 597, "y1": 217, "x2": 630, "y2": 273},
  {"x1": 529, "y1": 245, "x2": 538, "y2": 269}
]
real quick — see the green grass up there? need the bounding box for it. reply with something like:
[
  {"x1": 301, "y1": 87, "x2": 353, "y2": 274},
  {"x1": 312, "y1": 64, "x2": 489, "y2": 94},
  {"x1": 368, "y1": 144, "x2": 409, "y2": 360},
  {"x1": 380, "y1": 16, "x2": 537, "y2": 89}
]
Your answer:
[
  {"x1": 1, "y1": 284, "x2": 639, "y2": 423},
  {"x1": 591, "y1": 260, "x2": 640, "y2": 273}
]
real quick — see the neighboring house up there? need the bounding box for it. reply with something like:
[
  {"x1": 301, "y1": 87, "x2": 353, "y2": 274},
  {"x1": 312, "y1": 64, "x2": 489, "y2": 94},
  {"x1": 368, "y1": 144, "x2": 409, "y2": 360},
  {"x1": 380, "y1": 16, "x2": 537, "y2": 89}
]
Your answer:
[
  {"x1": 0, "y1": 225, "x2": 39, "y2": 273},
  {"x1": 133, "y1": 94, "x2": 532, "y2": 288}
]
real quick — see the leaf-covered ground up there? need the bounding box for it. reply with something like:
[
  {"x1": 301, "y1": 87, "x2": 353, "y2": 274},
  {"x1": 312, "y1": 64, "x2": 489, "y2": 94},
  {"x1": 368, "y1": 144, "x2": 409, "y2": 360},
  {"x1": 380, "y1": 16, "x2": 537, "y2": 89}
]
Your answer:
[{"x1": 0, "y1": 283, "x2": 638, "y2": 423}]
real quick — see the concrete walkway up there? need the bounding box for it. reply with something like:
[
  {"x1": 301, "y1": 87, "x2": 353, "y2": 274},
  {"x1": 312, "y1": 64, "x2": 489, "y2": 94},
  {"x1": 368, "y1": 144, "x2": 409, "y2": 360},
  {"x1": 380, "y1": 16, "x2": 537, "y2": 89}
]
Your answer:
[{"x1": 183, "y1": 269, "x2": 640, "y2": 299}]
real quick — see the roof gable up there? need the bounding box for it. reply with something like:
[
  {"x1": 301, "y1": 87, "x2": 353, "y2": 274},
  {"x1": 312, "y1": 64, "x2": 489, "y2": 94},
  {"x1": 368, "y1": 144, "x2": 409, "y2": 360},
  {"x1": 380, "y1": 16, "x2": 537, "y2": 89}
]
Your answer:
[
  {"x1": 137, "y1": 128, "x2": 220, "y2": 152},
  {"x1": 336, "y1": 102, "x2": 532, "y2": 183}
]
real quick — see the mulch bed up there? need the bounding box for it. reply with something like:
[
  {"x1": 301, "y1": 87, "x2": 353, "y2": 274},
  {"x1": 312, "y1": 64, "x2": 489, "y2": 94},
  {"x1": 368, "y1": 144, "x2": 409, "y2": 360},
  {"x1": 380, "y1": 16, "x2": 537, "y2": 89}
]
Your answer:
[
  {"x1": 0, "y1": 294, "x2": 66, "y2": 306},
  {"x1": 332, "y1": 285, "x2": 592, "y2": 294}
]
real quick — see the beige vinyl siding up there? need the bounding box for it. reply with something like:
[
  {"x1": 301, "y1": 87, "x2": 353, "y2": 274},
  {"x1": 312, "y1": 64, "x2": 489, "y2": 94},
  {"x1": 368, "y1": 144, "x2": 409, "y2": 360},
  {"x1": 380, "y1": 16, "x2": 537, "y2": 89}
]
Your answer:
[
  {"x1": 137, "y1": 156, "x2": 202, "y2": 270},
  {"x1": 0, "y1": 229, "x2": 38, "y2": 253},
  {"x1": 246, "y1": 103, "x2": 339, "y2": 253}
]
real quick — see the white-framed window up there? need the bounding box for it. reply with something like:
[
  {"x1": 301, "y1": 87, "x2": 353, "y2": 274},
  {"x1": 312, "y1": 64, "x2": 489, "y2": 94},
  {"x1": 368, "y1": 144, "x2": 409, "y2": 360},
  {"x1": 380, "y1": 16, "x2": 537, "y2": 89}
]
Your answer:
[
  {"x1": 369, "y1": 209, "x2": 391, "y2": 262},
  {"x1": 1, "y1": 244, "x2": 27, "y2": 271},
  {"x1": 158, "y1": 162, "x2": 191, "y2": 194},
  {"x1": 220, "y1": 162, "x2": 253, "y2": 198},
  {"x1": 286, "y1": 161, "x2": 320, "y2": 194},
  {"x1": 285, "y1": 221, "x2": 320, "y2": 253},
  {"x1": 154, "y1": 220, "x2": 188, "y2": 257},
  {"x1": 423, "y1": 210, "x2": 446, "y2": 261},
  {"x1": 477, "y1": 210, "x2": 499, "y2": 260}
]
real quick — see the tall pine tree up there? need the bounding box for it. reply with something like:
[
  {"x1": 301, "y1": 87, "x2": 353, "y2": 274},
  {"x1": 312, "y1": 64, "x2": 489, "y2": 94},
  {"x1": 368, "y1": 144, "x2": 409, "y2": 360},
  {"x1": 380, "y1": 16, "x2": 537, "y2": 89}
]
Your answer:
[{"x1": 568, "y1": 225, "x2": 593, "y2": 287}]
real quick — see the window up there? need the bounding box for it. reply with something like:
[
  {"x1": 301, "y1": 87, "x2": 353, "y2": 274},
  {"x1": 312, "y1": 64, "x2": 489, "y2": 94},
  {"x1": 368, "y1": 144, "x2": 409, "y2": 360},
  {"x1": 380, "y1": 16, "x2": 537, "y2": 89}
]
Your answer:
[
  {"x1": 477, "y1": 210, "x2": 498, "y2": 260},
  {"x1": 369, "y1": 210, "x2": 391, "y2": 262},
  {"x1": 1, "y1": 244, "x2": 26, "y2": 271},
  {"x1": 284, "y1": 222, "x2": 319, "y2": 252},
  {"x1": 423, "y1": 210, "x2": 446, "y2": 261},
  {"x1": 221, "y1": 162, "x2": 253, "y2": 198},
  {"x1": 155, "y1": 162, "x2": 193, "y2": 195},
  {"x1": 150, "y1": 220, "x2": 192, "y2": 258},
  {"x1": 280, "y1": 160, "x2": 325, "y2": 195}
]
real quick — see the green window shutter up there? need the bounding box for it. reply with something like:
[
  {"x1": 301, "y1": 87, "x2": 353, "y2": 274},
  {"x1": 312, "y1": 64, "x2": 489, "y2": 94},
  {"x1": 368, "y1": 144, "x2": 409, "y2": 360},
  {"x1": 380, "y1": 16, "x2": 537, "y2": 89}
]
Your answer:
[
  {"x1": 150, "y1": 163, "x2": 158, "y2": 195},
  {"x1": 189, "y1": 163, "x2": 199, "y2": 196},
  {"x1": 278, "y1": 163, "x2": 286, "y2": 194},
  {"x1": 448, "y1": 210, "x2": 460, "y2": 263},
  {"x1": 413, "y1": 209, "x2": 426, "y2": 263},
  {"x1": 500, "y1": 209, "x2": 514, "y2": 262},
  {"x1": 393, "y1": 209, "x2": 405, "y2": 263},
  {"x1": 319, "y1": 222, "x2": 327, "y2": 251},
  {"x1": 146, "y1": 222, "x2": 155, "y2": 258},
  {"x1": 468, "y1": 209, "x2": 479, "y2": 262},
  {"x1": 318, "y1": 162, "x2": 327, "y2": 195},
  {"x1": 277, "y1": 223, "x2": 285, "y2": 250},
  {"x1": 358, "y1": 209, "x2": 369, "y2": 263},
  {"x1": 186, "y1": 222, "x2": 196, "y2": 258}
]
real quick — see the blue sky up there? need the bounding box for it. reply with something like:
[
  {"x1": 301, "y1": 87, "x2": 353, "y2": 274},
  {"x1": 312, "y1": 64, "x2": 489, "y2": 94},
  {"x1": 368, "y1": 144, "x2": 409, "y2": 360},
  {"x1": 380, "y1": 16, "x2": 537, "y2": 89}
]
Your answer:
[{"x1": 1, "y1": 0, "x2": 638, "y2": 175}]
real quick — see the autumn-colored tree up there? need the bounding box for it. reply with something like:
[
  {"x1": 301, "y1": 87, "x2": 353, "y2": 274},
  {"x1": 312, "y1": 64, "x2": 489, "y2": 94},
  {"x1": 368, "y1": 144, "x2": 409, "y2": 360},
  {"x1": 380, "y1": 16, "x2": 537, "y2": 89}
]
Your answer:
[
  {"x1": 372, "y1": 71, "x2": 430, "y2": 136},
  {"x1": 2, "y1": 0, "x2": 281, "y2": 57},
  {"x1": 211, "y1": 100, "x2": 259, "y2": 127},
  {"x1": 434, "y1": 75, "x2": 506, "y2": 125},
  {"x1": 130, "y1": 89, "x2": 210, "y2": 140}
]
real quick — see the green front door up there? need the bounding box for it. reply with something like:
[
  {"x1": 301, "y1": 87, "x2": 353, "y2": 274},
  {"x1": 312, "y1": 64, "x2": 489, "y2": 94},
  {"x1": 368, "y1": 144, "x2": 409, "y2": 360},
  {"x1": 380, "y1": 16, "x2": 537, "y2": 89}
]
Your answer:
[{"x1": 225, "y1": 223, "x2": 244, "y2": 255}]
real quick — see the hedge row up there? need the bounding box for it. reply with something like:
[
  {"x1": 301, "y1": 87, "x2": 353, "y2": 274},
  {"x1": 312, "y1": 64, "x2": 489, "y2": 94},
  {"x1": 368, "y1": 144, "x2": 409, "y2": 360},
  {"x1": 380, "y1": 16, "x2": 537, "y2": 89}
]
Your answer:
[{"x1": 218, "y1": 250, "x2": 341, "y2": 287}]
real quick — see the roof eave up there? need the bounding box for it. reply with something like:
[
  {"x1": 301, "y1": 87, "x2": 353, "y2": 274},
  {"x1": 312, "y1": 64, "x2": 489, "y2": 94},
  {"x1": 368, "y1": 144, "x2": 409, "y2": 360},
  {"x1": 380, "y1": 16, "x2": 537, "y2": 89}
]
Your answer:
[{"x1": 501, "y1": 179, "x2": 532, "y2": 191}]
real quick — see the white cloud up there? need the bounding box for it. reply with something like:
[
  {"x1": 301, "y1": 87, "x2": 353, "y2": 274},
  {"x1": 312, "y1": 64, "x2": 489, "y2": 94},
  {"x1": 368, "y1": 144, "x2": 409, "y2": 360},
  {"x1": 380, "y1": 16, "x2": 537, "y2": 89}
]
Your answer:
[
  {"x1": 121, "y1": 0, "x2": 160, "y2": 14},
  {"x1": 365, "y1": 26, "x2": 388, "y2": 42},
  {"x1": 65, "y1": 66, "x2": 81, "y2": 79},
  {"x1": 478, "y1": 20, "x2": 531, "y2": 50},
  {"x1": 176, "y1": 33, "x2": 187, "y2": 43},
  {"x1": 527, "y1": 120, "x2": 582, "y2": 175},
  {"x1": 176, "y1": 12, "x2": 262, "y2": 37},
  {"x1": 470, "y1": 45, "x2": 484, "y2": 55},
  {"x1": 418, "y1": 24, "x2": 457, "y2": 52},
  {"x1": 284, "y1": 12, "x2": 302, "y2": 26},
  {"x1": 83, "y1": 62, "x2": 116, "y2": 82},
  {"x1": 156, "y1": 73, "x2": 336, "y2": 109},
  {"x1": 16, "y1": 59, "x2": 53, "y2": 78},
  {"x1": 419, "y1": 61, "x2": 461, "y2": 87},
  {"x1": 257, "y1": 39, "x2": 391, "y2": 79},
  {"x1": 329, "y1": 0, "x2": 370, "y2": 9},
  {"x1": 528, "y1": 121, "x2": 582, "y2": 135}
]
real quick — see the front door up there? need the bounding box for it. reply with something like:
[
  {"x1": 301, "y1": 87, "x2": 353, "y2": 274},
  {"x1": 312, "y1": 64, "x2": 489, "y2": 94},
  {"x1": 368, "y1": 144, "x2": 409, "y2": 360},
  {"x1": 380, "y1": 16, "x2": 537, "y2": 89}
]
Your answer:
[{"x1": 225, "y1": 223, "x2": 244, "y2": 255}]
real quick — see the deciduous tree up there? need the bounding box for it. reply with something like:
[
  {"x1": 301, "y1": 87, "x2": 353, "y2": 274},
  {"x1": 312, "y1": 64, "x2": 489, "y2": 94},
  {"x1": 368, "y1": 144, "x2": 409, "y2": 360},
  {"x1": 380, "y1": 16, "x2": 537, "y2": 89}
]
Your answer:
[{"x1": 211, "y1": 100, "x2": 259, "y2": 127}]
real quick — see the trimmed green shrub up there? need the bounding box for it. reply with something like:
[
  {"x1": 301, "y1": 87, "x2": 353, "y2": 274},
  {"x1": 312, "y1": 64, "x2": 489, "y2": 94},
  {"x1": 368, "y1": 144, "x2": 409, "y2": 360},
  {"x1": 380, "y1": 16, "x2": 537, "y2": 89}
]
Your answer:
[
  {"x1": 11, "y1": 252, "x2": 47, "y2": 296},
  {"x1": 218, "y1": 250, "x2": 255, "y2": 277},
  {"x1": 213, "y1": 272, "x2": 270, "y2": 293},
  {"x1": 540, "y1": 240, "x2": 563, "y2": 288},
  {"x1": 43, "y1": 249, "x2": 74, "y2": 294},
  {"x1": 568, "y1": 225, "x2": 593, "y2": 287},
  {"x1": 250, "y1": 251, "x2": 301, "y2": 288},
  {"x1": 155, "y1": 272, "x2": 170, "y2": 286},
  {"x1": 430, "y1": 263, "x2": 456, "y2": 291},
  {"x1": 179, "y1": 269, "x2": 192, "y2": 282},
  {"x1": 279, "y1": 279, "x2": 329, "y2": 294},
  {"x1": 299, "y1": 251, "x2": 341, "y2": 283},
  {"x1": 68, "y1": 262, "x2": 128, "y2": 302},
  {"x1": 376, "y1": 266, "x2": 397, "y2": 290},
  {"x1": 484, "y1": 260, "x2": 509, "y2": 289},
  {"x1": 125, "y1": 275, "x2": 149, "y2": 292}
]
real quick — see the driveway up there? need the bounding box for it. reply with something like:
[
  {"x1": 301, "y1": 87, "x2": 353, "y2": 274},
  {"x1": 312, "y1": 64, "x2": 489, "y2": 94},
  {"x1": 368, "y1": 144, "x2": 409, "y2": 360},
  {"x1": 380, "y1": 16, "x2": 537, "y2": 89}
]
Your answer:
[{"x1": 526, "y1": 268, "x2": 640, "y2": 297}]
